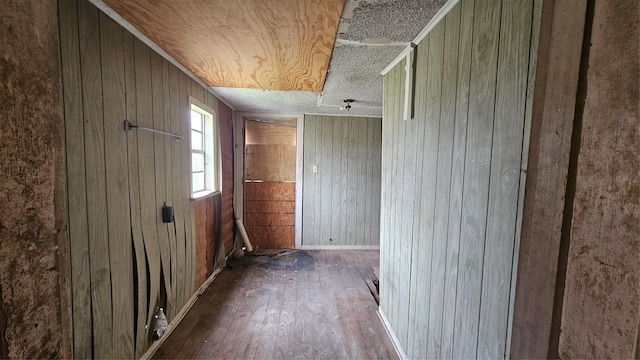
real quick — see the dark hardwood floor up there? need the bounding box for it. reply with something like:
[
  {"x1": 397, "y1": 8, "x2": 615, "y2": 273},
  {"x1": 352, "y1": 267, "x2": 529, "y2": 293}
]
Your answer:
[{"x1": 153, "y1": 250, "x2": 398, "y2": 359}]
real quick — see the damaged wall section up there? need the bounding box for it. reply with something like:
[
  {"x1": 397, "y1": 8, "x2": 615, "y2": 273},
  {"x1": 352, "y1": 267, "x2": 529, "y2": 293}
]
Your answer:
[{"x1": 0, "y1": 0, "x2": 70, "y2": 358}]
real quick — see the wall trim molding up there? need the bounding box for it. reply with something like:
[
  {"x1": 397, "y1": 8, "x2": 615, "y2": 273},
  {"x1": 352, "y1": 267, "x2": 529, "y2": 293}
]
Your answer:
[
  {"x1": 377, "y1": 308, "x2": 408, "y2": 360},
  {"x1": 299, "y1": 245, "x2": 380, "y2": 250}
]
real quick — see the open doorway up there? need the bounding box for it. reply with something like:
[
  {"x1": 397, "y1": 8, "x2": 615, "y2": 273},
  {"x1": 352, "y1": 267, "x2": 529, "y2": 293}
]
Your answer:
[{"x1": 243, "y1": 118, "x2": 297, "y2": 249}]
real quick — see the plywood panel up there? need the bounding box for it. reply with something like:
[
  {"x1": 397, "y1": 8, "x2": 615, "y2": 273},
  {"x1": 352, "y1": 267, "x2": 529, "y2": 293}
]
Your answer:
[
  {"x1": 244, "y1": 226, "x2": 295, "y2": 249},
  {"x1": 246, "y1": 201, "x2": 295, "y2": 214},
  {"x1": 245, "y1": 213, "x2": 295, "y2": 226},
  {"x1": 245, "y1": 182, "x2": 296, "y2": 201},
  {"x1": 301, "y1": 116, "x2": 382, "y2": 246},
  {"x1": 246, "y1": 120, "x2": 297, "y2": 145},
  {"x1": 245, "y1": 144, "x2": 296, "y2": 181},
  {"x1": 102, "y1": 0, "x2": 344, "y2": 92}
]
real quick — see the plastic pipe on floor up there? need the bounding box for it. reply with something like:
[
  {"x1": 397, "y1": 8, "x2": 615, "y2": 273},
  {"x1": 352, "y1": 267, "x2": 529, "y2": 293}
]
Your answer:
[{"x1": 235, "y1": 218, "x2": 253, "y2": 253}]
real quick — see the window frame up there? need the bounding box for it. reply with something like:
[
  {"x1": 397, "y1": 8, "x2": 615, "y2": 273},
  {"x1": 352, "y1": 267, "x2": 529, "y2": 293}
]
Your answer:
[{"x1": 189, "y1": 97, "x2": 221, "y2": 199}]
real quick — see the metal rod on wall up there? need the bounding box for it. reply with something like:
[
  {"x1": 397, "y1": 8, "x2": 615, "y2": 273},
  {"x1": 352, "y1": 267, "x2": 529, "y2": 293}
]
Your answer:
[{"x1": 123, "y1": 120, "x2": 184, "y2": 141}]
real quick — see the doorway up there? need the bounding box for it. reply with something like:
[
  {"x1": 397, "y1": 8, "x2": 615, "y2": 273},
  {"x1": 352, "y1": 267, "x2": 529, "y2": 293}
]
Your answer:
[{"x1": 243, "y1": 118, "x2": 297, "y2": 249}]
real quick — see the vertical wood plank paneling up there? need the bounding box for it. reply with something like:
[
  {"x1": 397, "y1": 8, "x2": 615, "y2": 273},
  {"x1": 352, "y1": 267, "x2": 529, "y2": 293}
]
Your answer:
[
  {"x1": 345, "y1": 119, "x2": 358, "y2": 245},
  {"x1": 379, "y1": 73, "x2": 391, "y2": 315},
  {"x1": 389, "y1": 61, "x2": 404, "y2": 341},
  {"x1": 169, "y1": 66, "x2": 186, "y2": 312},
  {"x1": 406, "y1": 41, "x2": 428, "y2": 355},
  {"x1": 62, "y1": 2, "x2": 236, "y2": 356},
  {"x1": 372, "y1": 119, "x2": 382, "y2": 245},
  {"x1": 380, "y1": 1, "x2": 537, "y2": 358},
  {"x1": 477, "y1": 0, "x2": 533, "y2": 357},
  {"x1": 179, "y1": 73, "x2": 193, "y2": 305},
  {"x1": 99, "y1": 12, "x2": 134, "y2": 359},
  {"x1": 301, "y1": 116, "x2": 382, "y2": 247},
  {"x1": 442, "y1": 2, "x2": 468, "y2": 357},
  {"x1": 320, "y1": 116, "x2": 333, "y2": 245},
  {"x1": 302, "y1": 116, "x2": 316, "y2": 244},
  {"x1": 150, "y1": 50, "x2": 172, "y2": 313},
  {"x1": 426, "y1": 20, "x2": 448, "y2": 360},
  {"x1": 454, "y1": 0, "x2": 502, "y2": 358},
  {"x1": 395, "y1": 66, "x2": 412, "y2": 348},
  {"x1": 167, "y1": 64, "x2": 183, "y2": 318},
  {"x1": 58, "y1": 0, "x2": 92, "y2": 356},
  {"x1": 363, "y1": 121, "x2": 373, "y2": 245},
  {"x1": 133, "y1": 37, "x2": 161, "y2": 349},
  {"x1": 386, "y1": 63, "x2": 399, "y2": 336},
  {"x1": 330, "y1": 117, "x2": 343, "y2": 245},
  {"x1": 161, "y1": 57, "x2": 177, "y2": 319},
  {"x1": 78, "y1": 2, "x2": 113, "y2": 357},
  {"x1": 123, "y1": 31, "x2": 148, "y2": 358}
]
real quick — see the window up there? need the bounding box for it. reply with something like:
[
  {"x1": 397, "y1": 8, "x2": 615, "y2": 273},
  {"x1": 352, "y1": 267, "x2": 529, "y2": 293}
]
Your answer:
[{"x1": 190, "y1": 98, "x2": 221, "y2": 198}]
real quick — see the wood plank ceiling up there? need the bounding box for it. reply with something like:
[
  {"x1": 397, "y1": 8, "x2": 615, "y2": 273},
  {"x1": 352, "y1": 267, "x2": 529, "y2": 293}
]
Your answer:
[{"x1": 102, "y1": 0, "x2": 345, "y2": 92}]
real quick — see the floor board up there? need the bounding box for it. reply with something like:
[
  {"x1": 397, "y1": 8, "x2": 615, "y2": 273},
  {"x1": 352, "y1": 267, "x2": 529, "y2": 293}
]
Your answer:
[{"x1": 153, "y1": 250, "x2": 398, "y2": 359}]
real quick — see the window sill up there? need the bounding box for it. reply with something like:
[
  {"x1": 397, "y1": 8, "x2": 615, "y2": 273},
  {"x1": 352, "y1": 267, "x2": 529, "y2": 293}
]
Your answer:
[{"x1": 190, "y1": 190, "x2": 220, "y2": 201}]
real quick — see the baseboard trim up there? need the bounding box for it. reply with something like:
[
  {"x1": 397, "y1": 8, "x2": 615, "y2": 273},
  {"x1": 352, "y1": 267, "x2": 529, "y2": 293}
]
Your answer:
[
  {"x1": 378, "y1": 307, "x2": 408, "y2": 360},
  {"x1": 298, "y1": 245, "x2": 380, "y2": 250},
  {"x1": 140, "y1": 260, "x2": 227, "y2": 360}
]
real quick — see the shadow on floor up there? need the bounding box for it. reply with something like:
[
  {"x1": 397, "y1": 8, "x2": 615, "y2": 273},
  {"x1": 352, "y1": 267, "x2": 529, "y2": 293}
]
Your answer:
[{"x1": 226, "y1": 249, "x2": 316, "y2": 271}]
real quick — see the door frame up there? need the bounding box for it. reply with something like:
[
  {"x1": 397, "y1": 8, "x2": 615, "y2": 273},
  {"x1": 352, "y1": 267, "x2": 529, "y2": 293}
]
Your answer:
[{"x1": 233, "y1": 112, "x2": 304, "y2": 249}]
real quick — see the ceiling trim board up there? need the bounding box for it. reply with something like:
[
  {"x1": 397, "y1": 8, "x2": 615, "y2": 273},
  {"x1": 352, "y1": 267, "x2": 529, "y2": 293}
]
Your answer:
[
  {"x1": 303, "y1": 113, "x2": 382, "y2": 119},
  {"x1": 88, "y1": 0, "x2": 237, "y2": 111},
  {"x1": 380, "y1": 0, "x2": 460, "y2": 75}
]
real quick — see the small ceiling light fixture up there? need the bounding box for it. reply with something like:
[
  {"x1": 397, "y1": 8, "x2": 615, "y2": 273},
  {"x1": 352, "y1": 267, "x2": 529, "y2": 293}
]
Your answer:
[{"x1": 341, "y1": 99, "x2": 355, "y2": 111}]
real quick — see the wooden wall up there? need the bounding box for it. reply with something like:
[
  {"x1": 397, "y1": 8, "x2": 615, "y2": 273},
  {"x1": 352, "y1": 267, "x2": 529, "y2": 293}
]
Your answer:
[
  {"x1": 302, "y1": 115, "x2": 382, "y2": 246},
  {"x1": 379, "y1": 0, "x2": 539, "y2": 358},
  {"x1": 58, "y1": 0, "x2": 231, "y2": 357}
]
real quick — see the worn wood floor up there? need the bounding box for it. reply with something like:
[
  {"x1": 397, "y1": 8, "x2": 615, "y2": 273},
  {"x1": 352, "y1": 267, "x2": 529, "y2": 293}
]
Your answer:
[{"x1": 153, "y1": 250, "x2": 398, "y2": 359}]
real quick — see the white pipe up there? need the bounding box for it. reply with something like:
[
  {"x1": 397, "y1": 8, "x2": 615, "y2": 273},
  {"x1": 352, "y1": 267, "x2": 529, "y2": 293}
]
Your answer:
[{"x1": 235, "y1": 218, "x2": 253, "y2": 253}]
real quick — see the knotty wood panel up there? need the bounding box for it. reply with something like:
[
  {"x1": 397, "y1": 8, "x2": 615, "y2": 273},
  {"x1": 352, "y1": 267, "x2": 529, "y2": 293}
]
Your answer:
[
  {"x1": 102, "y1": 0, "x2": 344, "y2": 92},
  {"x1": 59, "y1": 1, "x2": 233, "y2": 357},
  {"x1": 245, "y1": 144, "x2": 296, "y2": 181},
  {"x1": 302, "y1": 115, "x2": 382, "y2": 246},
  {"x1": 379, "y1": 0, "x2": 539, "y2": 358}
]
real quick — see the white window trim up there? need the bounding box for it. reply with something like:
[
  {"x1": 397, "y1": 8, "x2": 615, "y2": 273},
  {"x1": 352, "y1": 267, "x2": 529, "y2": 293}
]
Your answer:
[{"x1": 189, "y1": 97, "x2": 222, "y2": 200}]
